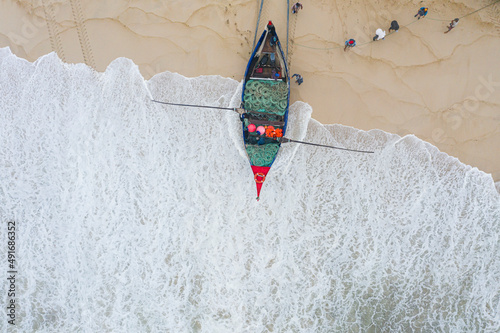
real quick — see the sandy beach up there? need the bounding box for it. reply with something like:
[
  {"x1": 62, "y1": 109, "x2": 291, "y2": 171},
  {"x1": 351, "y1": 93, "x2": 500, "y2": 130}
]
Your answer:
[{"x1": 1, "y1": 0, "x2": 499, "y2": 182}]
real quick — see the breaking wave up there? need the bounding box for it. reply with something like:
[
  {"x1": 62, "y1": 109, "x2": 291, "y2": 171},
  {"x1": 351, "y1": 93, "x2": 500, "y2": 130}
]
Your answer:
[{"x1": 1, "y1": 47, "x2": 499, "y2": 332}]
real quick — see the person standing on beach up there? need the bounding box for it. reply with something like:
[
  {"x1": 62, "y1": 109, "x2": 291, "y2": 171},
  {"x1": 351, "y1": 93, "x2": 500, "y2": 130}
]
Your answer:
[
  {"x1": 389, "y1": 20, "x2": 399, "y2": 33},
  {"x1": 292, "y1": 2, "x2": 303, "y2": 14},
  {"x1": 445, "y1": 18, "x2": 459, "y2": 33},
  {"x1": 344, "y1": 39, "x2": 356, "y2": 51},
  {"x1": 373, "y1": 29, "x2": 386, "y2": 41},
  {"x1": 414, "y1": 7, "x2": 428, "y2": 20},
  {"x1": 292, "y1": 74, "x2": 303, "y2": 85}
]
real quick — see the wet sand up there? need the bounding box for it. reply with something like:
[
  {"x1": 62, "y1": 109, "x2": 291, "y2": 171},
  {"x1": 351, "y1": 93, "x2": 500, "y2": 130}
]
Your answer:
[{"x1": 1, "y1": 0, "x2": 499, "y2": 182}]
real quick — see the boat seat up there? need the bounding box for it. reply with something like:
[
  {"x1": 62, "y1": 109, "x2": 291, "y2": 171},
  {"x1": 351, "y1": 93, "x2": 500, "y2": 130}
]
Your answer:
[
  {"x1": 252, "y1": 67, "x2": 279, "y2": 78},
  {"x1": 246, "y1": 117, "x2": 285, "y2": 127}
]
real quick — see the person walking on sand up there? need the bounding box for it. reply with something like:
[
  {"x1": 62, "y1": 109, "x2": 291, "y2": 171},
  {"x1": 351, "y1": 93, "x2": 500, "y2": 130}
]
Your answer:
[
  {"x1": 292, "y1": 2, "x2": 303, "y2": 14},
  {"x1": 389, "y1": 20, "x2": 399, "y2": 33},
  {"x1": 344, "y1": 39, "x2": 356, "y2": 51},
  {"x1": 414, "y1": 7, "x2": 428, "y2": 20},
  {"x1": 445, "y1": 18, "x2": 459, "y2": 33},
  {"x1": 373, "y1": 29, "x2": 386, "y2": 41},
  {"x1": 292, "y1": 74, "x2": 303, "y2": 85}
]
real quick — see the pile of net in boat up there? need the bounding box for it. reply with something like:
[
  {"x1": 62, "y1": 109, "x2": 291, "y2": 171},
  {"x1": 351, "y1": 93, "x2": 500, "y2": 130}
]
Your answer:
[
  {"x1": 246, "y1": 143, "x2": 280, "y2": 167},
  {"x1": 243, "y1": 80, "x2": 288, "y2": 116}
]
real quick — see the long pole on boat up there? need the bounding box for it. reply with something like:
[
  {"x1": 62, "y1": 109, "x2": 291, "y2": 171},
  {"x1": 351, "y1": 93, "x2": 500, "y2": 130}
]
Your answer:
[
  {"x1": 151, "y1": 99, "x2": 244, "y2": 114},
  {"x1": 281, "y1": 137, "x2": 375, "y2": 154},
  {"x1": 152, "y1": 100, "x2": 375, "y2": 154}
]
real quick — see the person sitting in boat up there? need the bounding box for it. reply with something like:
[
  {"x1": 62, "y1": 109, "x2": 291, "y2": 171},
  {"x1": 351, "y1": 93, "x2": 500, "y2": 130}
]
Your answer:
[
  {"x1": 271, "y1": 68, "x2": 280, "y2": 81},
  {"x1": 292, "y1": 2, "x2": 303, "y2": 14},
  {"x1": 260, "y1": 54, "x2": 269, "y2": 66},
  {"x1": 269, "y1": 35, "x2": 278, "y2": 47},
  {"x1": 344, "y1": 39, "x2": 356, "y2": 51},
  {"x1": 292, "y1": 73, "x2": 303, "y2": 85}
]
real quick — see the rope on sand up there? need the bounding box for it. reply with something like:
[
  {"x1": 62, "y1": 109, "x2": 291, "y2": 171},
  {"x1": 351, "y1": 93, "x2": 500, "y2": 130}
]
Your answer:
[
  {"x1": 294, "y1": 19, "x2": 420, "y2": 50},
  {"x1": 286, "y1": 0, "x2": 290, "y2": 61},
  {"x1": 286, "y1": 0, "x2": 299, "y2": 71},
  {"x1": 252, "y1": 0, "x2": 265, "y2": 49},
  {"x1": 427, "y1": 0, "x2": 500, "y2": 21},
  {"x1": 294, "y1": 0, "x2": 500, "y2": 51}
]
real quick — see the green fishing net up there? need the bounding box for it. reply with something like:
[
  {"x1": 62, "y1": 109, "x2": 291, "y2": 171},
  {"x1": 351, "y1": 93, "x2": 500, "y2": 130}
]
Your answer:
[
  {"x1": 243, "y1": 80, "x2": 288, "y2": 116},
  {"x1": 246, "y1": 143, "x2": 280, "y2": 167}
]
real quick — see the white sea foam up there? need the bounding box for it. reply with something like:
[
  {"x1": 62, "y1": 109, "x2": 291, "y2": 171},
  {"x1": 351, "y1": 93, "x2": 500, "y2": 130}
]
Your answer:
[{"x1": 1, "y1": 47, "x2": 499, "y2": 332}]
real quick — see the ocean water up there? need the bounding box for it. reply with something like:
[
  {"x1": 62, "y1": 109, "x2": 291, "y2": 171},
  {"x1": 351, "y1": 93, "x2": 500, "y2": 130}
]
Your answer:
[{"x1": 1, "y1": 46, "x2": 499, "y2": 332}]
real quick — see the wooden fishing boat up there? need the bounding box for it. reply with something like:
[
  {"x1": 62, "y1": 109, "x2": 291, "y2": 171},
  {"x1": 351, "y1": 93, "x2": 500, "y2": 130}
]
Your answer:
[
  {"x1": 152, "y1": 22, "x2": 372, "y2": 200},
  {"x1": 241, "y1": 21, "x2": 290, "y2": 200}
]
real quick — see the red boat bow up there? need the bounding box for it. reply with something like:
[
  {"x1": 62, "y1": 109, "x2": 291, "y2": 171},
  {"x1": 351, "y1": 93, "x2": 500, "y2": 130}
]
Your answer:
[{"x1": 251, "y1": 165, "x2": 271, "y2": 200}]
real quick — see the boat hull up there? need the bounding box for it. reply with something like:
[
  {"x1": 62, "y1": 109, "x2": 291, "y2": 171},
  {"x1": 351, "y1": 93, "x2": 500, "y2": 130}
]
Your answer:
[{"x1": 241, "y1": 22, "x2": 290, "y2": 200}]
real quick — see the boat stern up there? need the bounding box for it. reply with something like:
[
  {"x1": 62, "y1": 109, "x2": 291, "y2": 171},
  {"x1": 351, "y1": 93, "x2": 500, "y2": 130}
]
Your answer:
[{"x1": 251, "y1": 165, "x2": 271, "y2": 200}]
